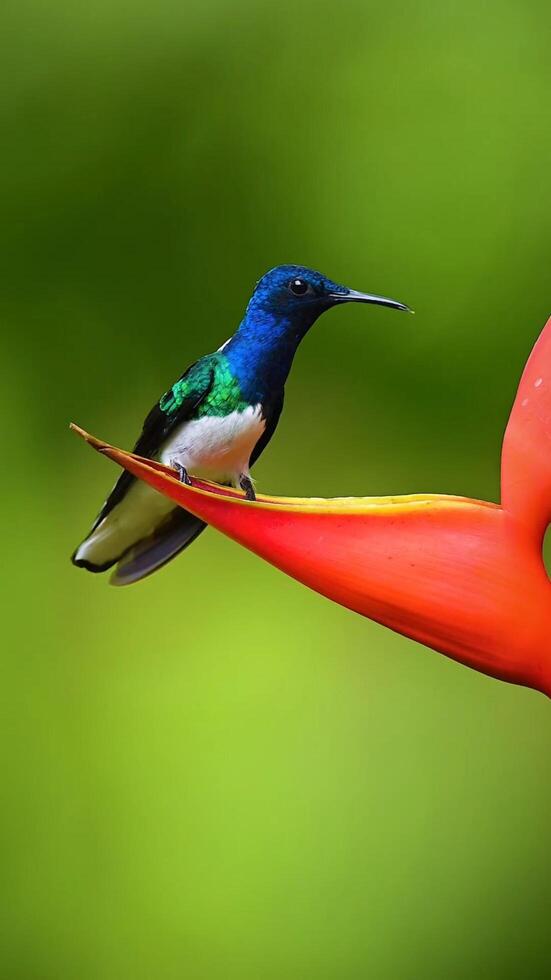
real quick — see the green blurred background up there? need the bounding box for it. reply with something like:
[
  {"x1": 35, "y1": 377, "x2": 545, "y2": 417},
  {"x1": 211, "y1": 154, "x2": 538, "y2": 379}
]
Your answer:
[{"x1": 2, "y1": 1, "x2": 551, "y2": 977}]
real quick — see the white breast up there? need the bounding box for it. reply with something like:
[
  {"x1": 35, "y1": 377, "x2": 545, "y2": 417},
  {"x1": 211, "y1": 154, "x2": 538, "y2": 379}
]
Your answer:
[{"x1": 159, "y1": 404, "x2": 265, "y2": 485}]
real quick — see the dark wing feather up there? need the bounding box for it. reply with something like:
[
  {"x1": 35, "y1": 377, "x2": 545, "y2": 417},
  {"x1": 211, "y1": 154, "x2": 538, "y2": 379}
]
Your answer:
[
  {"x1": 91, "y1": 358, "x2": 215, "y2": 530},
  {"x1": 110, "y1": 508, "x2": 207, "y2": 586},
  {"x1": 250, "y1": 391, "x2": 284, "y2": 467}
]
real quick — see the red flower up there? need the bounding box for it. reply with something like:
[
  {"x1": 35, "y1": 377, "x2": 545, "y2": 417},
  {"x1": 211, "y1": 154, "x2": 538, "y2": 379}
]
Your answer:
[{"x1": 72, "y1": 317, "x2": 551, "y2": 699}]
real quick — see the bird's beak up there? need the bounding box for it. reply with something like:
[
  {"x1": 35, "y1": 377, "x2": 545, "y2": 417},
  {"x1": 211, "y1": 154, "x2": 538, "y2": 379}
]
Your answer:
[{"x1": 330, "y1": 289, "x2": 412, "y2": 313}]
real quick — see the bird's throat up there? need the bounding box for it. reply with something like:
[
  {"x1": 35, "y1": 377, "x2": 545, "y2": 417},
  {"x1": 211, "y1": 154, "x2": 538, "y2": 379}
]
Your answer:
[{"x1": 225, "y1": 307, "x2": 318, "y2": 398}]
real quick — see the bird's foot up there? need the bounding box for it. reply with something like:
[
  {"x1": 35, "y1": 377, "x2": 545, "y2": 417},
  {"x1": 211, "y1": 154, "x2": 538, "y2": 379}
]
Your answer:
[
  {"x1": 170, "y1": 459, "x2": 192, "y2": 485},
  {"x1": 239, "y1": 475, "x2": 256, "y2": 501}
]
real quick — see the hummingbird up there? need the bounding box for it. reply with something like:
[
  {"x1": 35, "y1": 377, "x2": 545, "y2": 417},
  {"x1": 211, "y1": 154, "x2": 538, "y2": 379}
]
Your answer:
[{"x1": 72, "y1": 265, "x2": 410, "y2": 585}]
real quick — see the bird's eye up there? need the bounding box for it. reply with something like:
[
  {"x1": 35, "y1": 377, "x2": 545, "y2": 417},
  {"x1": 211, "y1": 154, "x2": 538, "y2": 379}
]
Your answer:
[{"x1": 289, "y1": 278, "x2": 310, "y2": 296}]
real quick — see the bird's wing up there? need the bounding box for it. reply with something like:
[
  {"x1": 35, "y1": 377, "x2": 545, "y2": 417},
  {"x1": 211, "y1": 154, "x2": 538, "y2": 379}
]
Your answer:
[
  {"x1": 91, "y1": 357, "x2": 215, "y2": 528},
  {"x1": 250, "y1": 390, "x2": 284, "y2": 467}
]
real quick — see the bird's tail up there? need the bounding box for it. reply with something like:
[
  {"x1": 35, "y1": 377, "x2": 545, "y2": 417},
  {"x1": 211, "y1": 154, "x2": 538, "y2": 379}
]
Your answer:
[
  {"x1": 72, "y1": 507, "x2": 206, "y2": 585},
  {"x1": 110, "y1": 509, "x2": 206, "y2": 585}
]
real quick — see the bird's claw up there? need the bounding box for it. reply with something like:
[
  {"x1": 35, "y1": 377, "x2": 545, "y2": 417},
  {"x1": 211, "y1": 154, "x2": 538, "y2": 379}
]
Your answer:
[
  {"x1": 239, "y1": 475, "x2": 256, "y2": 501},
  {"x1": 170, "y1": 460, "x2": 192, "y2": 485}
]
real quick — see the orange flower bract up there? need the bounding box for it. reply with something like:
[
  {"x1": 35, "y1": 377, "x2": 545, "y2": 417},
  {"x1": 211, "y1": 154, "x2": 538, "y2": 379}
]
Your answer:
[{"x1": 72, "y1": 317, "x2": 551, "y2": 699}]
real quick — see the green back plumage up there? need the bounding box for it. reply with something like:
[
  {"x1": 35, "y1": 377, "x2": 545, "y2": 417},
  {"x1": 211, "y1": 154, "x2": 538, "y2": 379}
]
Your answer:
[{"x1": 159, "y1": 353, "x2": 248, "y2": 419}]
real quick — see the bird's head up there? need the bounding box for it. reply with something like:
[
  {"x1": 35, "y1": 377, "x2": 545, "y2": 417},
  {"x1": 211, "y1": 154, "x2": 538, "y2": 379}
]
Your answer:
[{"x1": 247, "y1": 265, "x2": 411, "y2": 322}]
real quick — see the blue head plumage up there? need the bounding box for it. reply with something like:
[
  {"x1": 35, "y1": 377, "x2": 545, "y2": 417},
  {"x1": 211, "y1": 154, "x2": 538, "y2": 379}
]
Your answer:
[
  {"x1": 246, "y1": 264, "x2": 409, "y2": 328},
  {"x1": 224, "y1": 264, "x2": 410, "y2": 401}
]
